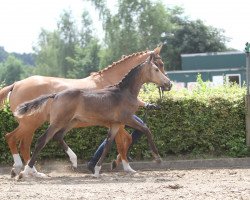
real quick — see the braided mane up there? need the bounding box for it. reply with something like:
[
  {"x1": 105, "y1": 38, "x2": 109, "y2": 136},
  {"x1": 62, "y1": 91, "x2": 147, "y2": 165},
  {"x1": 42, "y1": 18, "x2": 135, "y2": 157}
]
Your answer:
[{"x1": 91, "y1": 50, "x2": 149, "y2": 76}]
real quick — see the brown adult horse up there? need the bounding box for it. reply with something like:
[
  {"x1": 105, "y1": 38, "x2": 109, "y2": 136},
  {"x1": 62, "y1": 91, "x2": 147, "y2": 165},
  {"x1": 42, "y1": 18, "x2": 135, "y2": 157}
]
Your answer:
[
  {"x1": 15, "y1": 54, "x2": 171, "y2": 178},
  {"x1": 0, "y1": 46, "x2": 167, "y2": 177}
]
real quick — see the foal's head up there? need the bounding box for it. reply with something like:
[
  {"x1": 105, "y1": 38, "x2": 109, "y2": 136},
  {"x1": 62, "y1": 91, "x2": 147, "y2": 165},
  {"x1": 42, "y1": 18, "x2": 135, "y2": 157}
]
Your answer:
[
  {"x1": 143, "y1": 54, "x2": 172, "y2": 90},
  {"x1": 151, "y1": 52, "x2": 172, "y2": 91}
]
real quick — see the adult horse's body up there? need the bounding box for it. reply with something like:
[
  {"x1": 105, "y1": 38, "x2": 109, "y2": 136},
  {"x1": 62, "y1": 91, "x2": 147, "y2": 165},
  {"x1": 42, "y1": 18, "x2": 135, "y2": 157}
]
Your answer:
[
  {"x1": 0, "y1": 46, "x2": 166, "y2": 177},
  {"x1": 15, "y1": 54, "x2": 171, "y2": 178}
]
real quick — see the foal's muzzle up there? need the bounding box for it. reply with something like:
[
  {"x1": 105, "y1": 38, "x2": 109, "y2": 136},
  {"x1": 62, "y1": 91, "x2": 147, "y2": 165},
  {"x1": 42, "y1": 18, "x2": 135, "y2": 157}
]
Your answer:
[{"x1": 161, "y1": 81, "x2": 172, "y2": 91}]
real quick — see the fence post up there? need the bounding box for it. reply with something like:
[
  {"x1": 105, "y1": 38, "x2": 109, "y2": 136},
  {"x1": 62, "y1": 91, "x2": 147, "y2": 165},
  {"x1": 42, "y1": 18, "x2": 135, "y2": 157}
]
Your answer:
[{"x1": 245, "y1": 42, "x2": 250, "y2": 146}]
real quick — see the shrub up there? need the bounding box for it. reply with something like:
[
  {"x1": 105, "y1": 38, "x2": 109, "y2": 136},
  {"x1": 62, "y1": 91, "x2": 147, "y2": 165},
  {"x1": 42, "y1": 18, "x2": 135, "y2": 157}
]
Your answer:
[{"x1": 0, "y1": 79, "x2": 249, "y2": 164}]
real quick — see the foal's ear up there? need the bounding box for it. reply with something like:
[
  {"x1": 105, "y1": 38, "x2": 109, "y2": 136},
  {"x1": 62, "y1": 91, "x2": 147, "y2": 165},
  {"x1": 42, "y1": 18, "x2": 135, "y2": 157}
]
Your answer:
[{"x1": 148, "y1": 52, "x2": 155, "y2": 63}]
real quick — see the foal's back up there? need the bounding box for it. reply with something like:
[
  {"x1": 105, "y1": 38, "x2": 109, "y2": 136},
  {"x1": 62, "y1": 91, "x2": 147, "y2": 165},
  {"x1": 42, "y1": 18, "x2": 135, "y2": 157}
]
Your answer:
[{"x1": 49, "y1": 87, "x2": 129, "y2": 127}]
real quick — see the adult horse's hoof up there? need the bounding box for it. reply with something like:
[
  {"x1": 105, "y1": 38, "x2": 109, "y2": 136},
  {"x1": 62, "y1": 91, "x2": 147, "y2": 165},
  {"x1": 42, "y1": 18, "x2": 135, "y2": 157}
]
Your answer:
[
  {"x1": 122, "y1": 160, "x2": 136, "y2": 173},
  {"x1": 124, "y1": 168, "x2": 136, "y2": 173}
]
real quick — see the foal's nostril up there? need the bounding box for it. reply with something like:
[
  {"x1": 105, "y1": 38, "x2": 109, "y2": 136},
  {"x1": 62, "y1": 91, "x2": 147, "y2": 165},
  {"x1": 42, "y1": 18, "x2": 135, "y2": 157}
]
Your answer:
[{"x1": 169, "y1": 81, "x2": 173, "y2": 89}]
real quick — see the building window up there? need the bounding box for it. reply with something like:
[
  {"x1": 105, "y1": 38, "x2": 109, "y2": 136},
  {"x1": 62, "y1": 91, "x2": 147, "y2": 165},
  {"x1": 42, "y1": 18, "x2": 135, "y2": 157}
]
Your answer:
[{"x1": 226, "y1": 74, "x2": 241, "y2": 86}]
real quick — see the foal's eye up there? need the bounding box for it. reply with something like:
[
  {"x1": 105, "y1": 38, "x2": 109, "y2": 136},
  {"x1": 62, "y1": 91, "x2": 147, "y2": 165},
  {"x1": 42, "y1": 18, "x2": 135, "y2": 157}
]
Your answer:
[{"x1": 155, "y1": 68, "x2": 159, "y2": 72}]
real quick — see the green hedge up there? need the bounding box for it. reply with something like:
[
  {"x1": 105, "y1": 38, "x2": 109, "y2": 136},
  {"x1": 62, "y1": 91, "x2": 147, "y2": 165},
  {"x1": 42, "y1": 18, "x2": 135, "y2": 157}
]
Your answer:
[{"x1": 0, "y1": 79, "x2": 249, "y2": 164}]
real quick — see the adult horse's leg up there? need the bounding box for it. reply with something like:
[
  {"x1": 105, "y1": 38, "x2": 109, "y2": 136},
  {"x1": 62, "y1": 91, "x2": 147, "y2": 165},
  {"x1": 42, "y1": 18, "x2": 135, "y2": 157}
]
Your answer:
[
  {"x1": 19, "y1": 124, "x2": 41, "y2": 163},
  {"x1": 94, "y1": 123, "x2": 120, "y2": 178},
  {"x1": 112, "y1": 115, "x2": 145, "y2": 171},
  {"x1": 5, "y1": 126, "x2": 24, "y2": 178},
  {"x1": 112, "y1": 127, "x2": 135, "y2": 172},
  {"x1": 5, "y1": 118, "x2": 43, "y2": 178}
]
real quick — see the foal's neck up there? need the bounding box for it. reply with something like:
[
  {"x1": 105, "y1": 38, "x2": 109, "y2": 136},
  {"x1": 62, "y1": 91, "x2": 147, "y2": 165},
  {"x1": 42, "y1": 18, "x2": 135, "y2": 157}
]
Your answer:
[
  {"x1": 126, "y1": 78, "x2": 145, "y2": 98},
  {"x1": 118, "y1": 66, "x2": 146, "y2": 98}
]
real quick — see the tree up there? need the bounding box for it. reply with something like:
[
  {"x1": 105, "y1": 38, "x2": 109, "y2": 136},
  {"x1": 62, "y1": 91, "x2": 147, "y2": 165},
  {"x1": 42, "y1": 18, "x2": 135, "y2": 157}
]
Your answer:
[
  {"x1": 57, "y1": 10, "x2": 78, "y2": 77},
  {"x1": 0, "y1": 55, "x2": 23, "y2": 85},
  {"x1": 34, "y1": 9, "x2": 101, "y2": 78},
  {"x1": 0, "y1": 46, "x2": 8, "y2": 63},
  {"x1": 161, "y1": 19, "x2": 228, "y2": 70},
  {"x1": 33, "y1": 29, "x2": 62, "y2": 76},
  {"x1": 33, "y1": 10, "x2": 79, "y2": 77},
  {"x1": 67, "y1": 38, "x2": 101, "y2": 78},
  {"x1": 79, "y1": 10, "x2": 95, "y2": 46},
  {"x1": 66, "y1": 10, "x2": 101, "y2": 78}
]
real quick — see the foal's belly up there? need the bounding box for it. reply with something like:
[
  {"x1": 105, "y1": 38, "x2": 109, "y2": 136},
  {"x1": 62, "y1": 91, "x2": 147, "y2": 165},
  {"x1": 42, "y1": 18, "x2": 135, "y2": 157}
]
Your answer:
[{"x1": 78, "y1": 118, "x2": 117, "y2": 128}]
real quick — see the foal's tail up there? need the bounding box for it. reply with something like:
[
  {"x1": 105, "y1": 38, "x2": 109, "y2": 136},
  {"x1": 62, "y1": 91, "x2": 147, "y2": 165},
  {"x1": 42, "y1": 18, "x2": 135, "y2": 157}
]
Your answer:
[
  {"x1": 14, "y1": 93, "x2": 57, "y2": 118},
  {"x1": 0, "y1": 83, "x2": 15, "y2": 109}
]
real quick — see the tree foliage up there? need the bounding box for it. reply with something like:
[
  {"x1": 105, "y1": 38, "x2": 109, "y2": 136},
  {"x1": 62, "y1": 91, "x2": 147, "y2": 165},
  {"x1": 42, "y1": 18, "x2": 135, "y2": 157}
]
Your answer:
[
  {"x1": 0, "y1": 46, "x2": 8, "y2": 63},
  {"x1": 0, "y1": 55, "x2": 23, "y2": 85},
  {"x1": 161, "y1": 18, "x2": 228, "y2": 70},
  {"x1": 0, "y1": 0, "x2": 231, "y2": 84}
]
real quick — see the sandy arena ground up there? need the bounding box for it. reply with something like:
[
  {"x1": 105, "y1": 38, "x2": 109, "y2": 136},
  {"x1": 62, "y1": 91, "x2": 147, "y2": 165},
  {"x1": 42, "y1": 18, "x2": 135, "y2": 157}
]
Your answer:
[{"x1": 0, "y1": 161, "x2": 250, "y2": 200}]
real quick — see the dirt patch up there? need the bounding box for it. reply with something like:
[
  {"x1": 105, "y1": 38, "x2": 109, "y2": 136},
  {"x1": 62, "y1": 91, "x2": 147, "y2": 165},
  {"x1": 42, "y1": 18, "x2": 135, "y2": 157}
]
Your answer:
[{"x1": 0, "y1": 161, "x2": 250, "y2": 200}]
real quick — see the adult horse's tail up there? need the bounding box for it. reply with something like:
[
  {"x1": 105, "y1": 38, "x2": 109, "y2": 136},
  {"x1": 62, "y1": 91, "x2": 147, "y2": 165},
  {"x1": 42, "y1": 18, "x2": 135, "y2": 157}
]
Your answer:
[
  {"x1": 14, "y1": 93, "x2": 56, "y2": 118},
  {"x1": 0, "y1": 83, "x2": 15, "y2": 108}
]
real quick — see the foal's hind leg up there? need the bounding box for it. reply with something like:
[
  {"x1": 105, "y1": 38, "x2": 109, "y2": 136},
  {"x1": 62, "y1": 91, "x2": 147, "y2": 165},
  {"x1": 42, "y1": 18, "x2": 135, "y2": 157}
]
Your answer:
[{"x1": 53, "y1": 133, "x2": 77, "y2": 168}]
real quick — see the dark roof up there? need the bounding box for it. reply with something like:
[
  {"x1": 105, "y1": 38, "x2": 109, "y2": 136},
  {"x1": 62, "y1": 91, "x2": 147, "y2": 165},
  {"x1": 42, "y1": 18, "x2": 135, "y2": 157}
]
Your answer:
[{"x1": 181, "y1": 51, "x2": 246, "y2": 71}]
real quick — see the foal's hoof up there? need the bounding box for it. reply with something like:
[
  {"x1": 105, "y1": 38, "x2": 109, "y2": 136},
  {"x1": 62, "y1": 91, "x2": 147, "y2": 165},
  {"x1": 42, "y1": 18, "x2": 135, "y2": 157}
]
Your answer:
[
  {"x1": 18, "y1": 165, "x2": 48, "y2": 179},
  {"x1": 70, "y1": 157, "x2": 77, "y2": 169},
  {"x1": 87, "y1": 162, "x2": 95, "y2": 174},
  {"x1": 34, "y1": 171, "x2": 48, "y2": 178},
  {"x1": 155, "y1": 157, "x2": 162, "y2": 164},
  {"x1": 111, "y1": 160, "x2": 117, "y2": 170}
]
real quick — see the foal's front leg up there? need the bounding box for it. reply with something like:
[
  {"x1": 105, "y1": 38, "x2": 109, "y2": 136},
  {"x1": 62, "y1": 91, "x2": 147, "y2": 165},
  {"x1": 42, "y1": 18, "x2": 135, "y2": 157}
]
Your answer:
[
  {"x1": 126, "y1": 118, "x2": 161, "y2": 163},
  {"x1": 94, "y1": 124, "x2": 120, "y2": 178}
]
